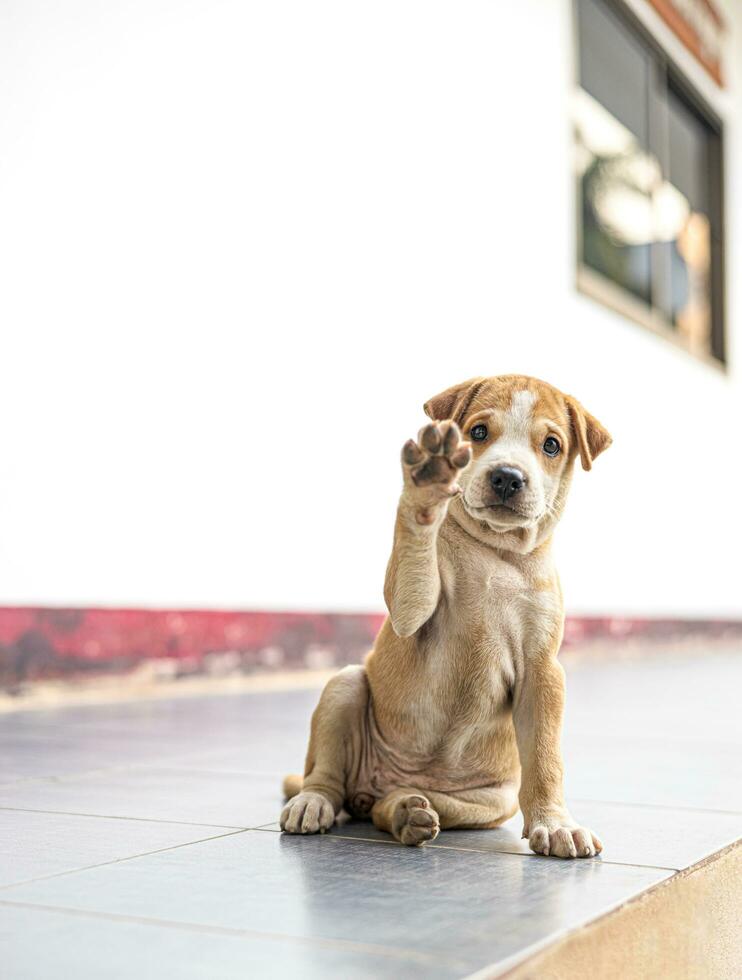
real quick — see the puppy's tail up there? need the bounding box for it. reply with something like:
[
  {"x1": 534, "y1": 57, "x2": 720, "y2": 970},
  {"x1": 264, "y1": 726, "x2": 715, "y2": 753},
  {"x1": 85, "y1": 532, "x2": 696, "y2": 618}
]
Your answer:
[{"x1": 282, "y1": 773, "x2": 303, "y2": 799}]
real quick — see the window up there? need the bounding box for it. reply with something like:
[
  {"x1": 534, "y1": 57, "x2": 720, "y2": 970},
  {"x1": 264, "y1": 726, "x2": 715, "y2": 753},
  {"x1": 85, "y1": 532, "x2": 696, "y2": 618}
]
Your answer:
[{"x1": 575, "y1": 0, "x2": 725, "y2": 364}]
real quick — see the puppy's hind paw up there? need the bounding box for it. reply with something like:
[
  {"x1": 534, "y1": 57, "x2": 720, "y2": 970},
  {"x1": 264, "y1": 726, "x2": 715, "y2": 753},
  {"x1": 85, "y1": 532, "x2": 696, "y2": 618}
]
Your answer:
[
  {"x1": 280, "y1": 792, "x2": 335, "y2": 835},
  {"x1": 391, "y1": 794, "x2": 440, "y2": 846}
]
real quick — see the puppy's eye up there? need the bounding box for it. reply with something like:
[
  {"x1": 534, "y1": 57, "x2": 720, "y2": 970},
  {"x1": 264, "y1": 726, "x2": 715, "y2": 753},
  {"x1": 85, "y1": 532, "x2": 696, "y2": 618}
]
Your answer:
[
  {"x1": 470, "y1": 424, "x2": 488, "y2": 442},
  {"x1": 543, "y1": 436, "x2": 561, "y2": 457}
]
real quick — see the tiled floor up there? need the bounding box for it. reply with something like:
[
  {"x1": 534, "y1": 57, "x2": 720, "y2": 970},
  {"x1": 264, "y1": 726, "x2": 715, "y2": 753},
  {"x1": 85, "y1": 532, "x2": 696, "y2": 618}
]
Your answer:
[{"x1": 1, "y1": 651, "x2": 741, "y2": 978}]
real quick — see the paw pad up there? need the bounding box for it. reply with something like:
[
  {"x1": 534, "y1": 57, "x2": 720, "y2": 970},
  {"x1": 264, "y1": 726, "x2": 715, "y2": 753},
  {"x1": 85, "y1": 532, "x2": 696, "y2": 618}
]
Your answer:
[
  {"x1": 401, "y1": 422, "x2": 472, "y2": 496},
  {"x1": 392, "y1": 794, "x2": 440, "y2": 847}
]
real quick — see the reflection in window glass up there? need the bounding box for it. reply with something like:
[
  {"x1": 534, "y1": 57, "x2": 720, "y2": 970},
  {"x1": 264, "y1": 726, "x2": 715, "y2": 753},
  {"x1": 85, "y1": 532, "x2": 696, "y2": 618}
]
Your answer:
[
  {"x1": 667, "y1": 90, "x2": 712, "y2": 356},
  {"x1": 576, "y1": 89, "x2": 654, "y2": 305}
]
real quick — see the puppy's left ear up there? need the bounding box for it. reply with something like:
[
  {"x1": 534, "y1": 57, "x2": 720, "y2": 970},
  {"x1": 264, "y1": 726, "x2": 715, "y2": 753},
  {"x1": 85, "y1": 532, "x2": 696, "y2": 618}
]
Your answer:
[
  {"x1": 424, "y1": 377, "x2": 487, "y2": 423},
  {"x1": 566, "y1": 396, "x2": 612, "y2": 472}
]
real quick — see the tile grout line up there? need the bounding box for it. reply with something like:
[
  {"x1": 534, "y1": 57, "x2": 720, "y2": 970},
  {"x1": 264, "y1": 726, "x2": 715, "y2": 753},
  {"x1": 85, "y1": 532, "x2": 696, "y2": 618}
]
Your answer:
[
  {"x1": 0, "y1": 897, "x2": 467, "y2": 970},
  {"x1": 0, "y1": 828, "x2": 251, "y2": 893},
  {"x1": 0, "y1": 763, "x2": 287, "y2": 789},
  {"x1": 267, "y1": 825, "x2": 682, "y2": 873},
  {"x1": 126, "y1": 766, "x2": 288, "y2": 777},
  {"x1": 0, "y1": 804, "x2": 248, "y2": 831},
  {"x1": 0, "y1": 761, "x2": 215, "y2": 788},
  {"x1": 6, "y1": 772, "x2": 738, "y2": 817},
  {"x1": 427, "y1": 845, "x2": 679, "y2": 873},
  {"x1": 567, "y1": 797, "x2": 742, "y2": 817},
  {"x1": 9, "y1": 756, "x2": 740, "y2": 819}
]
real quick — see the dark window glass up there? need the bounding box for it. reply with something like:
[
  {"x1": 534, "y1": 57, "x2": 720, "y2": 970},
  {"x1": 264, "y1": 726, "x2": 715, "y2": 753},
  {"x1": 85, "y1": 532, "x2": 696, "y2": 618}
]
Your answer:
[
  {"x1": 578, "y1": 0, "x2": 649, "y2": 146},
  {"x1": 668, "y1": 88, "x2": 709, "y2": 213}
]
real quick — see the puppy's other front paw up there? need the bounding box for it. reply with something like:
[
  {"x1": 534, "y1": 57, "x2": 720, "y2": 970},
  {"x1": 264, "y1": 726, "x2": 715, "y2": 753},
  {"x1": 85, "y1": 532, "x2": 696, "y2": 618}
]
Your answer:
[
  {"x1": 391, "y1": 794, "x2": 440, "y2": 846},
  {"x1": 525, "y1": 815, "x2": 603, "y2": 859},
  {"x1": 280, "y1": 791, "x2": 335, "y2": 835}
]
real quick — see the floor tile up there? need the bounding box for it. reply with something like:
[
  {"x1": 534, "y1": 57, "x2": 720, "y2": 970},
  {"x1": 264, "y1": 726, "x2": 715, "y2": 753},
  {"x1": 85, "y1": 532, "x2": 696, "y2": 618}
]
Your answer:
[
  {"x1": 0, "y1": 769, "x2": 282, "y2": 828},
  {"x1": 562, "y1": 733, "x2": 742, "y2": 811},
  {"x1": 0, "y1": 689, "x2": 319, "y2": 743},
  {"x1": 562, "y1": 650, "x2": 742, "y2": 743},
  {"x1": 3, "y1": 827, "x2": 671, "y2": 975},
  {"x1": 0, "y1": 903, "x2": 445, "y2": 980},
  {"x1": 0, "y1": 732, "x2": 198, "y2": 783},
  {"x1": 139, "y1": 736, "x2": 309, "y2": 778},
  {"x1": 561, "y1": 651, "x2": 742, "y2": 812},
  {"x1": 0, "y1": 690, "x2": 317, "y2": 783},
  {"x1": 0, "y1": 809, "x2": 239, "y2": 887}
]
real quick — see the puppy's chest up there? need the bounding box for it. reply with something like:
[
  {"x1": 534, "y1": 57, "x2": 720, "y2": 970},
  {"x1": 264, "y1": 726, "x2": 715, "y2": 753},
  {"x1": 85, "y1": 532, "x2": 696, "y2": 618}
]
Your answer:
[{"x1": 441, "y1": 552, "x2": 561, "y2": 661}]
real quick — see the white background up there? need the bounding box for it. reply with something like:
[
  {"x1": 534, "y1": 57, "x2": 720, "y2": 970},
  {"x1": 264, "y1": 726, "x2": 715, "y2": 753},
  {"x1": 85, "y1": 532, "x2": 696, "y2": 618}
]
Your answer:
[{"x1": 1, "y1": 0, "x2": 740, "y2": 616}]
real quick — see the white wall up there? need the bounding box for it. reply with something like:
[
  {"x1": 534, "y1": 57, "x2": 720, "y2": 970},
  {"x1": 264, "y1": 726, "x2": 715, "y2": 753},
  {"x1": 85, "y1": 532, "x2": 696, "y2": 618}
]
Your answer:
[{"x1": 1, "y1": 0, "x2": 740, "y2": 617}]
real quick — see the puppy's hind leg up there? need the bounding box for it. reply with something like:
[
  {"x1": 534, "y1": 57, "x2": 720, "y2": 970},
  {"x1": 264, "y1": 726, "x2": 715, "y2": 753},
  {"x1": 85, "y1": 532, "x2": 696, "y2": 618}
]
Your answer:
[
  {"x1": 425, "y1": 783, "x2": 520, "y2": 830},
  {"x1": 282, "y1": 774, "x2": 303, "y2": 799},
  {"x1": 371, "y1": 783, "x2": 520, "y2": 846},
  {"x1": 280, "y1": 665, "x2": 368, "y2": 836}
]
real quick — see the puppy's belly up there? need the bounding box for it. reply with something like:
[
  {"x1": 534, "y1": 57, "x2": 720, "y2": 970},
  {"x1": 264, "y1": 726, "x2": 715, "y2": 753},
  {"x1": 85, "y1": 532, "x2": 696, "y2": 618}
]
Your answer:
[{"x1": 345, "y1": 702, "x2": 517, "y2": 816}]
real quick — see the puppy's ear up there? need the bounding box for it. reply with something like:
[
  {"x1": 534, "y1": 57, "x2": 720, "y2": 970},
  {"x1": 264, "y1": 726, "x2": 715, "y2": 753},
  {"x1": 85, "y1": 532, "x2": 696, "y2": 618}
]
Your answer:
[
  {"x1": 423, "y1": 377, "x2": 487, "y2": 423},
  {"x1": 566, "y1": 396, "x2": 612, "y2": 471}
]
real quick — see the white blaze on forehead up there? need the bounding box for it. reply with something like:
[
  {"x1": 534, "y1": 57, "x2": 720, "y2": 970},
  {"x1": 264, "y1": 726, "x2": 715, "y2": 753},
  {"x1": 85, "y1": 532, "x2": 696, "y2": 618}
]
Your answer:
[{"x1": 478, "y1": 388, "x2": 537, "y2": 465}]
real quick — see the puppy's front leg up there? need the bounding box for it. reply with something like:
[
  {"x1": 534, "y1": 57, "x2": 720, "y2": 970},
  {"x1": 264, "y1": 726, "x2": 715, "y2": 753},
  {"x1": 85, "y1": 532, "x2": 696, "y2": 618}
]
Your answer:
[
  {"x1": 513, "y1": 655, "x2": 603, "y2": 859},
  {"x1": 384, "y1": 421, "x2": 470, "y2": 637}
]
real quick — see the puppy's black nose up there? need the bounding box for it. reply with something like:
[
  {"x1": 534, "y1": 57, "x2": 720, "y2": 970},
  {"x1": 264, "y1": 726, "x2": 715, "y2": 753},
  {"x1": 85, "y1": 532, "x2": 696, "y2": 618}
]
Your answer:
[{"x1": 490, "y1": 466, "x2": 525, "y2": 502}]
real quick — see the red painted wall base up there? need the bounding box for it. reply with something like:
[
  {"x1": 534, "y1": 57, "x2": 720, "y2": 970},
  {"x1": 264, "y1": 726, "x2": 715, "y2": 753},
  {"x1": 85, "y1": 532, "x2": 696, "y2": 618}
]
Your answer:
[{"x1": 1, "y1": 606, "x2": 740, "y2": 690}]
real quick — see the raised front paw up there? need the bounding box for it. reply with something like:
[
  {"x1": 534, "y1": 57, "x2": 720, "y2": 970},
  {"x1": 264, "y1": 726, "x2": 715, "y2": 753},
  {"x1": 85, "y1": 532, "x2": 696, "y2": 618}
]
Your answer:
[
  {"x1": 401, "y1": 422, "x2": 471, "y2": 523},
  {"x1": 391, "y1": 794, "x2": 440, "y2": 846},
  {"x1": 280, "y1": 791, "x2": 335, "y2": 835},
  {"x1": 524, "y1": 812, "x2": 603, "y2": 859}
]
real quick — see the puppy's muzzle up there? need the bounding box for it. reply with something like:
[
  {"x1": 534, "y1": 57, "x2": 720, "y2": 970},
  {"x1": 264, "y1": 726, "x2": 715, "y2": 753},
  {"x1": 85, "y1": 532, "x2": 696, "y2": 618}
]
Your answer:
[{"x1": 490, "y1": 465, "x2": 526, "y2": 503}]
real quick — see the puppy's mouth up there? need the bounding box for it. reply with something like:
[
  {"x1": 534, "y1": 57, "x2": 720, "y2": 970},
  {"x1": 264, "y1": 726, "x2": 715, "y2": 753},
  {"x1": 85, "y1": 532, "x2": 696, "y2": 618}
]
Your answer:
[{"x1": 462, "y1": 497, "x2": 542, "y2": 528}]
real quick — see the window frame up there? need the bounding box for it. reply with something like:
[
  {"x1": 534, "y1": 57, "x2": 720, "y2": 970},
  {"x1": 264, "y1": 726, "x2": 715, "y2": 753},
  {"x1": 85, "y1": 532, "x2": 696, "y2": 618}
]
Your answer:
[{"x1": 572, "y1": 0, "x2": 726, "y2": 370}]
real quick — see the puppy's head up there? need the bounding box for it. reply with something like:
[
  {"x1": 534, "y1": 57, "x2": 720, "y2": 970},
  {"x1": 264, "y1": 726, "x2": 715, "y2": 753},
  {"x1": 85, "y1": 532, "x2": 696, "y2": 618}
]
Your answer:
[{"x1": 424, "y1": 375, "x2": 611, "y2": 544}]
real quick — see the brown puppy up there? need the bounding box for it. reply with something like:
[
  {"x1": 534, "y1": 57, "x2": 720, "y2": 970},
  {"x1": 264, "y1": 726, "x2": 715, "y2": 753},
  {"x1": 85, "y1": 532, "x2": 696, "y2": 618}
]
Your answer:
[{"x1": 280, "y1": 375, "x2": 611, "y2": 857}]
